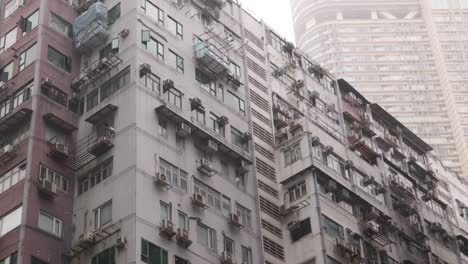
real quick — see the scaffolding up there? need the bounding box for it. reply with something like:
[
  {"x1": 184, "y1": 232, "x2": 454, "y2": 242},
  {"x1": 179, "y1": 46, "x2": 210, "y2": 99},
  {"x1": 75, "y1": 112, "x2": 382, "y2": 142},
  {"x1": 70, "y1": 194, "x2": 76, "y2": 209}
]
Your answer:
[
  {"x1": 71, "y1": 54, "x2": 122, "y2": 92},
  {"x1": 73, "y1": 2, "x2": 109, "y2": 53}
]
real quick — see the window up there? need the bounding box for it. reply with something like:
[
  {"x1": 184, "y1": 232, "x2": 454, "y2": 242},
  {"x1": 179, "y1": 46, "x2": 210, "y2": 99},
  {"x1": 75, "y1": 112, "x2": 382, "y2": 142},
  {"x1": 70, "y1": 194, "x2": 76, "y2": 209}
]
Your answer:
[
  {"x1": 160, "y1": 201, "x2": 171, "y2": 221},
  {"x1": 174, "y1": 256, "x2": 189, "y2": 264},
  {"x1": 141, "y1": 239, "x2": 168, "y2": 264},
  {"x1": 236, "y1": 203, "x2": 252, "y2": 228},
  {"x1": 221, "y1": 195, "x2": 231, "y2": 217},
  {"x1": 288, "y1": 181, "x2": 307, "y2": 202},
  {"x1": 100, "y1": 66, "x2": 130, "y2": 101},
  {"x1": 284, "y1": 144, "x2": 302, "y2": 166},
  {"x1": 241, "y1": 246, "x2": 252, "y2": 264},
  {"x1": 47, "y1": 46, "x2": 71, "y2": 72},
  {"x1": 0, "y1": 61, "x2": 14, "y2": 82},
  {"x1": 0, "y1": 252, "x2": 17, "y2": 264},
  {"x1": 322, "y1": 215, "x2": 344, "y2": 239},
  {"x1": 50, "y1": 13, "x2": 73, "y2": 38},
  {"x1": 223, "y1": 236, "x2": 235, "y2": 255},
  {"x1": 0, "y1": 28, "x2": 17, "y2": 54},
  {"x1": 92, "y1": 247, "x2": 115, "y2": 264},
  {"x1": 4, "y1": 0, "x2": 30, "y2": 18},
  {"x1": 0, "y1": 206, "x2": 22, "y2": 237},
  {"x1": 99, "y1": 39, "x2": 120, "y2": 59},
  {"x1": 108, "y1": 3, "x2": 121, "y2": 25},
  {"x1": 39, "y1": 165, "x2": 68, "y2": 192},
  {"x1": 158, "y1": 119, "x2": 167, "y2": 138},
  {"x1": 168, "y1": 16, "x2": 183, "y2": 39},
  {"x1": 194, "y1": 178, "x2": 222, "y2": 211},
  {"x1": 291, "y1": 218, "x2": 311, "y2": 242},
  {"x1": 38, "y1": 211, "x2": 62, "y2": 237},
  {"x1": 196, "y1": 69, "x2": 223, "y2": 99},
  {"x1": 94, "y1": 201, "x2": 112, "y2": 230},
  {"x1": 228, "y1": 61, "x2": 241, "y2": 78},
  {"x1": 159, "y1": 158, "x2": 188, "y2": 192},
  {"x1": 86, "y1": 89, "x2": 99, "y2": 111},
  {"x1": 231, "y1": 127, "x2": 245, "y2": 149},
  {"x1": 164, "y1": 87, "x2": 182, "y2": 108},
  {"x1": 0, "y1": 163, "x2": 26, "y2": 195},
  {"x1": 169, "y1": 50, "x2": 184, "y2": 73},
  {"x1": 141, "y1": 72, "x2": 161, "y2": 93},
  {"x1": 78, "y1": 157, "x2": 113, "y2": 195},
  {"x1": 1, "y1": 82, "x2": 33, "y2": 119},
  {"x1": 326, "y1": 154, "x2": 346, "y2": 178},
  {"x1": 19, "y1": 43, "x2": 37, "y2": 70},
  {"x1": 178, "y1": 211, "x2": 188, "y2": 230},
  {"x1": 21, "y1": 10, "x2": 39, "y2": 33},
  {"x1": 141, "y1": 0, "x2": 164, "y2": 25},
  {"x1": 209, "y1": 112, "x2": 223, "y2": 135},
  {"x1": 226, "y1": 91, "x2": 245, "y2": 115},
  {"x1": 197, "y1": 223, "x2": 217, "y2": 250},
  {"x1": 193, "y1": 107, "x2": 205, "y2": 124}
]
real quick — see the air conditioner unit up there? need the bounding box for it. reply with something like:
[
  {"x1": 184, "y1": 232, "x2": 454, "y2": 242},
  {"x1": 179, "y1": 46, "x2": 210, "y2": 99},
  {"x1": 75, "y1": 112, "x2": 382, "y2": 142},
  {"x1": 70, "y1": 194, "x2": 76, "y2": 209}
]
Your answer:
[
  {"x1": 115, "y1": 237, "x2": 127, "y2": 248},
  {"x1": 176, "y1": 228, "x2": 192, "y2": 247},
  {"x1": 326, "y1": 103, "x2": 336, "y2": 113},
  {"x1": 220, "y1": 251, "x2": 234, "y2": 264},
  {"x1": 18, "y1": 0, "x2": 25, "y2": 8},
  {"x1": 139, "y1": 63, "x2": 151, "y2": 77},
  {"x1": 286, "y1": 219, "x2": 300, "y2": 231},
  {"x1": 163, "y1": 79, "x2": 175, "y2": 93},
  {"x1": 240, "y1": 132, "x2": 252, "y2": 143},
  {"x1": 367, "y1": 220, "x2": 380, "y2": 233},
  {"x1": 294, "y1": 80, "x2": 305, "y2": 89},
  {"x1": 366, "y1": 207, "x2": 380, "y2": 220},
  {"x1": 119, "y1": 28, "x2": 130, "y2": 38},
  {"x1": 41, "y1": 179, "x2": 57, "y2": 195},
  {"x1": 345, "y1": 160, "x2": 354, "y2": 169},
  {"x1": 326, "y1": 180, "x2": 338, "y2": 193},
  {"x1": 206, "y1": 140, "x2": 218, "y2": 153},
  {"x1": 311, "y1": 136, "x2": 321, "y2": 146},
  {"x1": 197, "y1": 158, "x2": 214, "y2": 175},
  {"x1": 308, "y1": 90, "x2": 320, "y2": 101},
  {"x1": 41, "y1": 78, "x2": 53, "y2": 88},
  {"x1": 1, "y1": 144, "x2": 14, "y2": 154},
  {"x1": 373, "y1": 184, "x2": 386, "y2": 195},
  {"x1": 229, "y1": 213, "x2": 242, "y2": 227},
  {"x1": 237, "y1": 160, "x2": 250, "y2": 174},
  {"x1": 154, "y1": 172, "x2": 169, "y2": 186},
  {"x1": 362, "y1": 176, "x2": 375, "y2": 187},
  {"x1": 218, "y1": 116, "x2": 229, "y2": 127},
  {"x1": 79, "y1": 232, "x2": 95, "y2": 243},
  {"x1": 160, "y1": 219, "x2": 176, "y2": 237},
  {"x1": 53, "y1": 143, "x2": 69, "y2": 155},
  {"x1": 176, "y1": 123, "x2": 191, "y2": 137},
  {"x1": 190, "y1": 97, "x2": 203, "y2": 111},
  {"x1": 192, "y1": 193, "x2": 206, "y2": 208},
  {"x1": 276, "y1": 127, "x2": 288, "y2": 139},
  {"x1": 322, "y1": 145, "x2": 333, "y2": 155}
]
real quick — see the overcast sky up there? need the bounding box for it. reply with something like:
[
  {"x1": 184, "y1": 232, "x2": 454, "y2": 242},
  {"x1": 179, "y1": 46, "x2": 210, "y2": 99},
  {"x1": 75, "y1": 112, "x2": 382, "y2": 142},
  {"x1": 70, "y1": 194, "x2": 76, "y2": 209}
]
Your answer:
[{"x1": 238, "y1": 0, "x2": 295, "y2": 42}]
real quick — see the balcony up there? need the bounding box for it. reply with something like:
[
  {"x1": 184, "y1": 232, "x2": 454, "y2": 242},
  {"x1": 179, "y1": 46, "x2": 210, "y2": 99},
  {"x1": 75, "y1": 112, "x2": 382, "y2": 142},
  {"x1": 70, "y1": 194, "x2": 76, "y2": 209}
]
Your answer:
[
  {"x1": 155, "y1": 103, "x2": 252, "y2": 164},
  {"x1": 335, "y1": 238, "x2": 361, "y2": 261},
  {"x1": 73, "y1": 2, "x2": 109, "y2": 52},
  {"x1": 389, "y1": 177, "x2": 415, "y2": 200},
  {"x1": 342, "y1": 100, "x2": 363, "y2": 122},
  {"x1": 69, "y1": 223, "x2": 120, "y2": 257},
  {"x1": 0, "y1": 144, "x2": 17, "y2": 166},
  {"x1": 0, "y1": 108, "x2": 32, "y2": 133},
  {"x1": 72, "y1": 54, "x2": 122, "y2": 92},
  {"x1": 393, "y1": 198, "x2": 418, "y2": 217},
  {"x1": 194, "y1": 41, "x2": 229, "y2": 78},
  {"x1": 359, "y1": 219, "x2": 392, "y2": 246},
  {"x1": 176, "y1": 228, "x2": 192, "y2": 248},
  {"x1": 349, "y1": 136, "x2": 379, "y2": 163}
]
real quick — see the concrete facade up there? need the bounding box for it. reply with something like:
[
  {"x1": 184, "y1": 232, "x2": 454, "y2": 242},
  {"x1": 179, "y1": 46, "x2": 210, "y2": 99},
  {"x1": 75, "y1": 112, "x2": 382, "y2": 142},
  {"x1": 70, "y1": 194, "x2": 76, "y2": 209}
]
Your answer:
[
  {"x1": 291, "y1": 0, "x2": 468, "y2": 180},
  {"x1": 2, "y1": 1, "x2": 468, "y2": 264}
]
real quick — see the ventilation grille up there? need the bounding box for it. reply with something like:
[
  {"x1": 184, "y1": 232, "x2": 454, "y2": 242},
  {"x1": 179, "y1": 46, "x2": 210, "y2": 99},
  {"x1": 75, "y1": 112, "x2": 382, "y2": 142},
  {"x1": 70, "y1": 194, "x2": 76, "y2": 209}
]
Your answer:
[
  {"x1": 250, "y1": 90, "x2": 270, "y2": 111},
  {"x1": 263, "y1": 236, "x2": 285, "y2": 260},
  {"x1": 244, "y1": 29, "x2": 264, "y2": 50},
  {"x1": 253, "y1": 123, "x2": 274, "y2": 145},
  {"x1": 246, "y1": 45, "x2": 266, "y2": 63},
  {"x1": 256, "y1": 158, "x2": 276, "y2": 181},
  {"x1": 259, "y1": 196, "x2": 280, "y2": 220},
  {"x1": 247, "y1": 57, "x2": 267, "y2": 80},
  {"x1": 258, "y1": 180, "x2": 279, "y2": 198},
  {"x1": 251, "y1": 108, "x2": 272, "y2": 127},
  {"x1": 255, "y1": 143, "x2": 275, "y2": 161},
  {"x1": 248, "y1": 75, "x2": 268, "y2": 94},
  {"x1": 262, "y1": 219, "x2": 283, "y2": 238}
]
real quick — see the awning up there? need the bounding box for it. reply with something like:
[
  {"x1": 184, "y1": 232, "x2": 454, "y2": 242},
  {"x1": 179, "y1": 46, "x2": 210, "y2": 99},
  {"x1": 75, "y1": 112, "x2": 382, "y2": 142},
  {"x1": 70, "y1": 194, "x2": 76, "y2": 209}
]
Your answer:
[
  {"x1": 44, "y1": 113, "x2": 77, "y2": 132},
  {"x1": 85, "y1": 104, "x2": 118, "y2": 125},
  {"x1": 155, "y1": 103, "x2": 252, "y2": 164},
  {"x1": 0, "y1": 108, "x2": 32, "y2": 133}
]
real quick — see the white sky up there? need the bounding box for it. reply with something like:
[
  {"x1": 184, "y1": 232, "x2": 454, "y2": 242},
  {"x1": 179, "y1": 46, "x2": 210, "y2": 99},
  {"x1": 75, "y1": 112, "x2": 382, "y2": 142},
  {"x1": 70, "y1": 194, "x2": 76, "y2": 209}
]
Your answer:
[{"x1": 238, "y1": 0, "x2": 295, "y2": 43}]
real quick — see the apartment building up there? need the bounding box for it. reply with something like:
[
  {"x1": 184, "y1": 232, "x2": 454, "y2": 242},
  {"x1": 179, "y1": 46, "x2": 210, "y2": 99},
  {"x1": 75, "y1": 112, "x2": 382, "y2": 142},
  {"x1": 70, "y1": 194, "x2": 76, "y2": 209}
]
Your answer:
[
  {"x1": 290, "y1": 0, "x2": 468, "y2": 179},
  {"x1": 2, "y1": 1, "x2": 468, "y2": 264}
]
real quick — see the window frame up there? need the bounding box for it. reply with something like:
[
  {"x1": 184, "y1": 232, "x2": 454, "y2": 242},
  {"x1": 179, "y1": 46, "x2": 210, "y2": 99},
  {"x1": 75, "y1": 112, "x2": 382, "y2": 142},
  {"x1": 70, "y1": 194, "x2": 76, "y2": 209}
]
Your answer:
[
  {"x1": 0, "y1": 27, "x2": 17, "y2": 54},
  {"x1": 94, "y1": 201, "x2": 112, "y2": 230},
  {"x1": 50, "y1": 12, "x2": 73, "y2": 38},
  {"x1": 47, "y1": 45, "x2": 71, "y2": 73},
  {"x1": 141, "y1": 0, "x2": 165, "y2": 25},
  {"x1": 19, "y1": 42, "x2": 37, "y2": 71},
  {"x1": 168, "y1": 16, "x2": 183, "y2": 39},
  {"x1": 37, "y1": 211, "x2": 62, "y2": 237}
]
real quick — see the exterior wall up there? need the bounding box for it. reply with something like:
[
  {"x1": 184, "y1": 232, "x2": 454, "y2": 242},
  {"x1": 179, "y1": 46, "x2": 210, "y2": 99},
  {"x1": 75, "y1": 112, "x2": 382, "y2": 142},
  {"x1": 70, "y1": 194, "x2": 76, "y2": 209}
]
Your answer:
[{"x1": 291, "y1": 0, "x2": 468, "y2": 180}]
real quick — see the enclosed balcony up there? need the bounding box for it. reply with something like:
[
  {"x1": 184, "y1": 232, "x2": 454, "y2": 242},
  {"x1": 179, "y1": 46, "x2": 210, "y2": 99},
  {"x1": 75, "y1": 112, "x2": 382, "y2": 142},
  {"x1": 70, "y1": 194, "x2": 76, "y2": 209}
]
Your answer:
[
  {"x1": 73, "y1": 2, "x2": 109, "y2": 52},
  {"x1": 349, "y1": 135, "x2": 379, "y2": 163},
  {"x1": 0, "y1": 144, "x2": 17, "y2": 166},
  {"x1": 194, "y1": 40, "x2": 229, "y2": 78}
]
